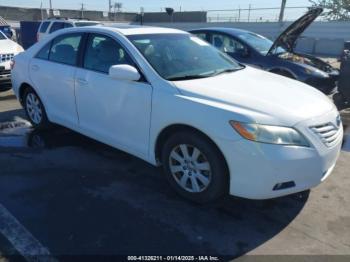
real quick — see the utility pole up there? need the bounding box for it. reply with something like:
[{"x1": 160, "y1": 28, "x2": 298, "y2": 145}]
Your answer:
[
  {"x1": 279, "y1": 0, "x2": 287, "y2": 22},
  {"x1": 109, "y1": 0, "x2": 111, "y2": 13},
  {"x1": 40, "y1": 1, "x2": 44, "y2": 20},
  {"x1": 248, "y1": 4, "x2": 251, "y2": 22},
  {"x1": 49, "y1": 0, "x2": 53, "y2": 17},
  {"x1": 238, "y1": 6, "x2": 241, "y2": 22},
  {"x1": 80, "y1": 3, "x2": 84, "y2": 19}
]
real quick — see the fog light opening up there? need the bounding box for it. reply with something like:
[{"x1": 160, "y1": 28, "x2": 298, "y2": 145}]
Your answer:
[{"x1": 273, "y1": 181, "x2": 296, "y2": 191}]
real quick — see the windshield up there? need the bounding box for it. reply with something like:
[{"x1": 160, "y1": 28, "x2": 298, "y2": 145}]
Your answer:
[
  {"x1": 128, "y1": 34, "x2": 243, "y2": 81},
  {"x1": 75, "y1": 22, "x2": 100, "y2": 27},
  {"x1": 0, "y1": 31, "x2": 7, "y2": 40},
  {"x1": 237, "y1": 32, "x2": 285, "y2": 55}
]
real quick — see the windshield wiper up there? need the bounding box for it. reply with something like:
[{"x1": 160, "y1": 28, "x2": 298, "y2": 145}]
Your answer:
[
  {"x1": 167, "y1": 75, "x2": 211, "y2": 81},
  {"x1": 210, "y1": 68, "x2": 242, "y2": 77}
]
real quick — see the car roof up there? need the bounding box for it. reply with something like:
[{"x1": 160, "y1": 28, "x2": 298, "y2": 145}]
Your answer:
[
  {"x1": 42, "y1": 18, "x2": 100, "y2": 23},
  {"x1": 190, "y1": 27, "x2": 253, "y2": 36},
  {"x1": 77, "y1": 25, "x2": 188, "y2": 36}
]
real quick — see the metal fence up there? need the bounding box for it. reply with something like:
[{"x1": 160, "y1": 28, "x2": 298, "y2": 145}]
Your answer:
[{"x1": 206, "y1": 6, "x2": 320, "y2": 23}]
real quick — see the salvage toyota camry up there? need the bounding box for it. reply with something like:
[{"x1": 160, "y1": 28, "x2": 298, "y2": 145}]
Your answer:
[{"x1": 11, "y1": 25, "x2": 343, "y2": 203}]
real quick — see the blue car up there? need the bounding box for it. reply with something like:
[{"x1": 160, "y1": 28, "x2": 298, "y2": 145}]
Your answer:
[{"x1": 190, "y1": 8, "x2": 339, "y2": 94}]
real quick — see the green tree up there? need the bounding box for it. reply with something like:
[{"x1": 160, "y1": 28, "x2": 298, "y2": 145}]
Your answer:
[{"x1": 309, "y1": 0, "x2": 350, "y2": 20}]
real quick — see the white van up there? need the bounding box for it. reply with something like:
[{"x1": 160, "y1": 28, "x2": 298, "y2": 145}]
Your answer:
[{"x1": 37, "y1": 18, "x2": 101, "y2": 42}]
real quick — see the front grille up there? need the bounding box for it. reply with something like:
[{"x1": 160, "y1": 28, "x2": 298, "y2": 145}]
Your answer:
[
  {"x1": 0, "y1": 53, "x2": 14, "y2": 63},
  {"x1": 0, "y1": 69, "x2": 10, "y2": 75},
  {"x1": 310, "y1": 122, "x2": 342, "y2": 147}
]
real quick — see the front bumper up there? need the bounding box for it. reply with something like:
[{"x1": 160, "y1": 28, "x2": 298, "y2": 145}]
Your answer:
[
  {"x1": 0, "y1": 62, "x2": 12, "y2": 91},
  {"x1": 216, "y1": 110, "x2": 343, "y2": 200}
]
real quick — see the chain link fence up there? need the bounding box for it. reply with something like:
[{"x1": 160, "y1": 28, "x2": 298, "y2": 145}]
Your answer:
[{"x1": 206, "y1": 6, "x2": 324, "y2": 23}]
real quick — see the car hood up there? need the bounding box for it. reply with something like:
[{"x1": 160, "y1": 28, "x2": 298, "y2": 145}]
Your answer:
[
  {"x1": 0, "y1": 39, "x2": 23, "y2": 54},
  {"x1": 172, "y1": 67, "x2": 334, "y2": 126},
  {"x1": 267, "y1": 8, "x2": 323, "y2": 55}
]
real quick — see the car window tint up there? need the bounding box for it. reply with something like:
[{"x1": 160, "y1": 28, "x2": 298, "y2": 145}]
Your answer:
[
  {"x1": 49, "y1": 22, "x2": 65, "y2": 33},
  {"x1": 49, "y1": 34, "x2": 82, "y2": 66},
  {"x1": 64, "y1": 23, "x2": 73, "y2": 28},
  {"x1": 36, "y1": 42, "x2": 51, "y2": 60},
  {"x1": 83, "y1": 34, "x2": 133, "y2": 74},
  {"x1": 212, "y1": 34, "x2": 244, "y2": 54},
  {"x1": 194, "y1": 33, "x2": 207, "y2": 41},
  {"x1": 39, "y1": 22, "x2": 50, "y2": 33}
]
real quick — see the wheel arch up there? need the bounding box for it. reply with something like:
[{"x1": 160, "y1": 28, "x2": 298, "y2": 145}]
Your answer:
[
  {"x1": 154, "y1": 124, "x2": 229, "y2": 174},
  {"x1": 268, "y1": 67, "x2": 297, "y2": 79},
  {"x1": 18, "y1": 82, "x2": 35, "y2": 106}
]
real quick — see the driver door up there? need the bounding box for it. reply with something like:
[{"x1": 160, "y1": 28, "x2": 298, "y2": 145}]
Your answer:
[{"x1": 75, "y1": 33, "x2": 152, "y2": 159}]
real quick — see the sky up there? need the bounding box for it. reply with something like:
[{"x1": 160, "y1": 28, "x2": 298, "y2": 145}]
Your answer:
[{"x1": 1, "y1": 0, "x2": 312, "y2": 12}]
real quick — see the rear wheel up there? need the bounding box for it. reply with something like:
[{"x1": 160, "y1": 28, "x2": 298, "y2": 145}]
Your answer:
[
  {"x1": 23, "y1": 88, "x2": 50, "y2": 129},
  {"x1": 161, "y1": 131, "x2": 228, "y2": 203}
]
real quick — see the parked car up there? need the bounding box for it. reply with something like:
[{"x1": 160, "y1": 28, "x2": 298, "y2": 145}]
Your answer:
[
  {"x1": 0, "y1": 31, "x2": 24, "y2": 91},
  {"x1": 190, "y1": 8, "x2": 339, "y2": 94},
  {"x1": 11, "y1": 25, "x2": 343, "y2": 203},
  {"x1": 37, "y1": 18, "x2": 101, "y2": 42}
]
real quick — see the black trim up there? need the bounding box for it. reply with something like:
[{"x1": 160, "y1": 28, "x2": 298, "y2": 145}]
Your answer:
[{"x1": 77, "y1": 32, "x2": 89, "y2": 68}]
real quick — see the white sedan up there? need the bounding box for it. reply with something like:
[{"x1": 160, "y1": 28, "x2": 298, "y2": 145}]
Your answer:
[
  {"x1": 11, "y1": 25, "x2": 343, "y2": 203},
  {"x1": 0, "y1": 30, "x2": 23, "y2": 91}
]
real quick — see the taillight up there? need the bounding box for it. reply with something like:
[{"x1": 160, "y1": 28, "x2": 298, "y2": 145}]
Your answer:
[{"x1": 10, "y1": 60, "x2": 15, "y2": 70}]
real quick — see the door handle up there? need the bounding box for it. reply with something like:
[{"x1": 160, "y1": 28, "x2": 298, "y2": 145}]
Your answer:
[
  {"x1": 31, "y1": 65, "x2": 39, "y2": 71},
  {"x1": 77, "y1": 78, "x2": 88, "y2": 85}
]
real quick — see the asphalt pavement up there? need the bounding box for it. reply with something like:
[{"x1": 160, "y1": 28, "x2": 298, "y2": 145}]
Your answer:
[{"x1": 0, "y1": 90, "x2": 349, "y2": 262}]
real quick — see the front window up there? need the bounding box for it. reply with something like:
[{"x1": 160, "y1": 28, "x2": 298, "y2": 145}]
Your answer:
[
  {"x1": 83, "y1": 34, "x2": 133, "y2": 74},
  {"x1": 128, "y1": 34, "x2": 243, "y2": 81},
  {"x1": 211, "y1": 33, "x2": 245, "y2": 54},
  {"x1": 236, "y1": 32, "x2": 285, "y2": 55}
]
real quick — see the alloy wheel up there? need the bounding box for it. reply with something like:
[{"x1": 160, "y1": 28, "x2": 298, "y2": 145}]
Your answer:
[
  {"x1": 26, "y1": 93, "x2": 43, "y2": 125},
  {"x1": 169, "y1": 144, "x2": 212, "y2": 193}
]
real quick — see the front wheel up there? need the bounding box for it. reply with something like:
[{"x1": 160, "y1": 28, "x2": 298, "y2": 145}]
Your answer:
[
  {"x1": 23, "y1": 88, "x2": 50, "y2": 129},
  {"x1": 161, "y1": 131, "x2": 228, "y2": 203}
]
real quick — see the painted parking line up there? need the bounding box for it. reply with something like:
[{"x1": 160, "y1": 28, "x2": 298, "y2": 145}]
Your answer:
[{"x1": 0, "y1": 203, "x2": 55, "y2": 262}]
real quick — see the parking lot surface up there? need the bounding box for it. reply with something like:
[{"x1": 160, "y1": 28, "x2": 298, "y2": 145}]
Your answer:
[{"x1": 0, "y1": 90, "x2": 349, "y2": 261}]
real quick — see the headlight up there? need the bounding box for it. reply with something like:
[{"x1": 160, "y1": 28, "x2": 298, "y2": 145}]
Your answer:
[
  {"x1": 304, "y1": 67, "x2": 328, "y2": 78},
  {"x1": 14, "y1": 44, "x2": 24, "y2": 54},
  {"x1": 230, "y1": 121, "x2": 310, "y2": 147}
]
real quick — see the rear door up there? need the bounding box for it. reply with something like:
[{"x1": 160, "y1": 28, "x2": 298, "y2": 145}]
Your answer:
[{"x1": 29, "y1": 33, "x2": 83, "y2": 128}]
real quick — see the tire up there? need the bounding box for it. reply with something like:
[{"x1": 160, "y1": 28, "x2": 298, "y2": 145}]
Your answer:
[
  {"x1": 161, "y1": 131, "x2": 228, "y2": 203},
  {"x1": 23, "y1": 88, "x2": 50, "y2": 129}
]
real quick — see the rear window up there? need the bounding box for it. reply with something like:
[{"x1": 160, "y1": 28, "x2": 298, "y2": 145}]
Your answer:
[
  {"x1": 39, "y1": 22, "x2": 50, "y2": 33},
  {"x1": 49, "y1": 22, "x2": 65, "y2": 33}
]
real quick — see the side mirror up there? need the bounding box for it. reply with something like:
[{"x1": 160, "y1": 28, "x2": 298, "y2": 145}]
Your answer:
[{"x1": 109, "y1": 64, "x2": 141, "y2": 81}]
